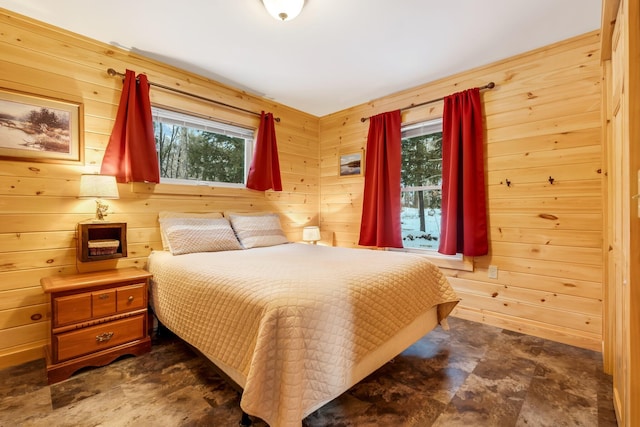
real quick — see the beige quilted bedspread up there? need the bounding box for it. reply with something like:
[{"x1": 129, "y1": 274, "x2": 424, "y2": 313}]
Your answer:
[{"x1": 147, "y1": 243, "x2": 458, "y2": 427}]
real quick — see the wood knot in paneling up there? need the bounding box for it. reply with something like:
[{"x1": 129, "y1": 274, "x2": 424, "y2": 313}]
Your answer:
[{"x1": 538, "y1": 213, "x2": 558, "y2": 221}]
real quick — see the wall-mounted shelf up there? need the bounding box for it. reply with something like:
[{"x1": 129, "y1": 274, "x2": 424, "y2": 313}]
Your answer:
[{"x1": 78, "y1": 222, "x2": 127, "y2": 262}]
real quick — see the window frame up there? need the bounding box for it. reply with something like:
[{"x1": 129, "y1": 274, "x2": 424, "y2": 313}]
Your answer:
[
  {"x1": 389, "y1": 247, "x2": 473, "y2": 271},
  {"x1": 151, "y1": 106, "x2": 255, "y2": 188}
]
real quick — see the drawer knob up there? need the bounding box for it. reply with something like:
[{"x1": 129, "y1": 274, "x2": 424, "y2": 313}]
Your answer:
[
  {"x1": 96, "y1": 332, "x2": 114, "y2": 343},
  {"x1": 99, "y1": 294, "x2": 110, "y2": 300},
  {"x1": 128, "y1": 296, "x2": 134, "y2": 302}
]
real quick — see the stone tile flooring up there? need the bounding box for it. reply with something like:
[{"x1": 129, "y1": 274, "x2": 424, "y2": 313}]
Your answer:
[{"x1": 0, "y1": 318, "x2": 617, "y2": 426}]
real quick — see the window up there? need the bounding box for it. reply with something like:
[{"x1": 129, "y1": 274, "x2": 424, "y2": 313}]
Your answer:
[
  {"x1": 397, "y1": 119, "x2": 472, "y2": 271},
  {"x1": 400, "y1": 119, "x2": 443, "y2": 251},
  {"x1": 152, "y1": 107, "x2": 254, "y2": 187}
]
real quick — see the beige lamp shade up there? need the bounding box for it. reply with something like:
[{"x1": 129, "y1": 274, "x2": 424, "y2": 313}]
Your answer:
[
  {"x1": 302, "y1": 226, "x2": 321, "y2": 243},
  {"x1": 79, "y1": 174, "x2": 119, "y2": 221},
  {"x1": 79, "y1": 174, "x2": 119, "y2": 199},
  {"x1": 262, "y1": 0, "x2": 305, "y2": 21}
]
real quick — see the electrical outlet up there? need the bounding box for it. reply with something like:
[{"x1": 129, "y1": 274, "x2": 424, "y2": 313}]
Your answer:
[{"x1": 488, "y1": 265, "x2": 498, "y2": 279}]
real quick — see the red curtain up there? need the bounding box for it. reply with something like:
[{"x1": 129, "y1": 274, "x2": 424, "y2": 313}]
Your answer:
[
  {"x1": 247, "y1": 112, "x2": 282, "y2": 191},
  {"x1": 438, "y1": 88, "x2": 488, "y2": 256},
  {"x1": 358, "y1": 110, "x2": 403, "y2": 248},
  {"x1": 100, "y1": 70, "x2": 160, "y2": 183}
]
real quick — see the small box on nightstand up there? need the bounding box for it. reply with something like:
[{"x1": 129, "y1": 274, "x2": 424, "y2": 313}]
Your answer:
[{"x1": 78, "y1": 222, "x2": 127, "y2": 262}]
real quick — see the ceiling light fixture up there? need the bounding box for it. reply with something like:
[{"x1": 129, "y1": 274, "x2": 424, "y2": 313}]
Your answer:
[{"x1": 262, "y1": 0, "x2": 305, "y2": 21}]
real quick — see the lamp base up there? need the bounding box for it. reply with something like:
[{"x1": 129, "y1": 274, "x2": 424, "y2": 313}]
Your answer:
[{"x1": 95, "y1": 200, "x2": 109, "y2": 221}]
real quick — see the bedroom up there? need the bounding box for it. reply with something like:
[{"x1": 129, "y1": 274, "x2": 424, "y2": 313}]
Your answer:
[{"x1": 0, "y1": 0, "x2": 637, "y2": 426}]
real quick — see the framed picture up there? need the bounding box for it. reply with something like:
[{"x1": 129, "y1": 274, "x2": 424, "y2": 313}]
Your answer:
[
  {"x1": 0, "y1": 88, "x2": 83, "y2": 164},
  {"x1": 339, "y1": 150, "x2": 364, "y2": 177}
]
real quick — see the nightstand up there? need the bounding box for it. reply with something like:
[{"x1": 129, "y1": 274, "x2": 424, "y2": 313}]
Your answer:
[{"x1": 40, "y1": 267, "x2": 152, "y2": 384}]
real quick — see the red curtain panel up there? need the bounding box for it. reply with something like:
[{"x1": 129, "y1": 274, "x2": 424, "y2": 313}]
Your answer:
[
  {"x1": 358, "y1": 110, "x2": 403, "y2": 248},
  {"x1": 438, "y1": 88, "x2": 488, "y2": 256},
  {"x1": 101, "y1": 70, "x2": 160, "y2": 183},
  {"x1": 247, "y1": 111, "x2": 282, "y2": 191}
]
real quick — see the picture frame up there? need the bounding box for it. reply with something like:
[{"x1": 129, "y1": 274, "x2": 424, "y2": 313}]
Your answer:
[
  {"x1": 339, "y1": 150, "x2": 364, "y2": 177},
  {"x1": 0, "y1": 88, "x2": 83, "y2": 164}
]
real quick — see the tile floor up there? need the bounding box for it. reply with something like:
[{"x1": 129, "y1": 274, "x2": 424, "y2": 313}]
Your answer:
[{"x1": 0, "y1": 317, "x2": 618, "y2": 426}]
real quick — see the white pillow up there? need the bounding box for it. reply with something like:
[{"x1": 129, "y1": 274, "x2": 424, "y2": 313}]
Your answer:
[
  {"x1": 158, "y1": 211, "x2": 223, "y2": 250},
  {"x1": 159, "y1": 217, "x2": 242, "y2": 255},
  {"x1": 227, "y1": 212, "x2": 288, "y2": 249}
]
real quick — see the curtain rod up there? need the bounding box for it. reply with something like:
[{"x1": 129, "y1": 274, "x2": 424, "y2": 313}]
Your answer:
[
  {"x1": 360, "y1": 82, "x2": 495, "y2": 122},
  {"x1": 106, "y1": 68, "x2": 280, "y2": 122}
]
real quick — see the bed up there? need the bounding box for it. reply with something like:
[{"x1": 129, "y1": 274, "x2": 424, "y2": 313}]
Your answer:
[{"x1": 147, "y1": 212, "x2": 459, "y2": 427}]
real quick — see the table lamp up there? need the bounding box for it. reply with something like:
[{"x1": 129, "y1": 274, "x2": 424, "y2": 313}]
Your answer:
[
  {"x1": 302, "y1": 226, "x2": 321, "y2": 244},
  {"x1": 78, "y1": 174, "x2": 119, "y2": 221}
]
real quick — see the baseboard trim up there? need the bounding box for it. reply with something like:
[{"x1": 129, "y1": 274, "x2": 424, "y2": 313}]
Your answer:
[
  {"x1": 451, "y1": 306, "x2": 602, "y2": 352},
  {"x1": 0, "y1": 341, "x2": 46, "y2": 370}
]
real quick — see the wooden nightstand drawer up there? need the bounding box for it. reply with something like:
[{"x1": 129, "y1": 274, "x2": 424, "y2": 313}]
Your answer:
[
  {"x1": 55, "y1": 314, "x2": 145, "y2": 362},
  {"x1": 116, "y1": 283, "x2": 146, "y2": 312},
  {"x1": 54, "y1": 293, "x2": 92, "y2": 326},
  {"x1": 92, "y1": 289, "x2": 116, "y2": 318}
]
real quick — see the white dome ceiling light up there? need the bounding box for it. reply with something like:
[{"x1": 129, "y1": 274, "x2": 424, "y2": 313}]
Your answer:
[{"x1": 262, "y1": 0, "x2": 305, "y2": 21}]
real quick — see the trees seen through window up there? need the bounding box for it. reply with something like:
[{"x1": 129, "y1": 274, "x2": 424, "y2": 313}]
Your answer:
[
  {"x1": 153, "y1": 107, "x2": 253, "y2": 186},
  {"x1": 401, "y1": 119, "x2": 443, "y2": 250}
]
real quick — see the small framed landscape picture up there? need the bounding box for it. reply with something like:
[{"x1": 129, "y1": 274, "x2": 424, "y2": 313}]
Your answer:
[
  {"x1": 0, "y1": 88, "x2": 83, "y2": 164},
  {"x1": 339, "y1": 150, "x2": 364, "y2": 177}
]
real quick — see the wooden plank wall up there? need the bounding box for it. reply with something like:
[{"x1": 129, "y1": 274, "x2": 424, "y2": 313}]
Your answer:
[
  {"x1": 319, "y1": 32, "x2": 604, "y2": 351},
  {"x1": 0, "y1": 9, "x2": 319, "y2": 368}
]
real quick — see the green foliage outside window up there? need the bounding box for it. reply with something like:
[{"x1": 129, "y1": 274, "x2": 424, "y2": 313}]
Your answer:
[
  {"x1": 401, "y1": 131, "x2": 443, "y2": 209},
  {"x1": 186, "y1": 131, "x2": 244, "y2": 183}
]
